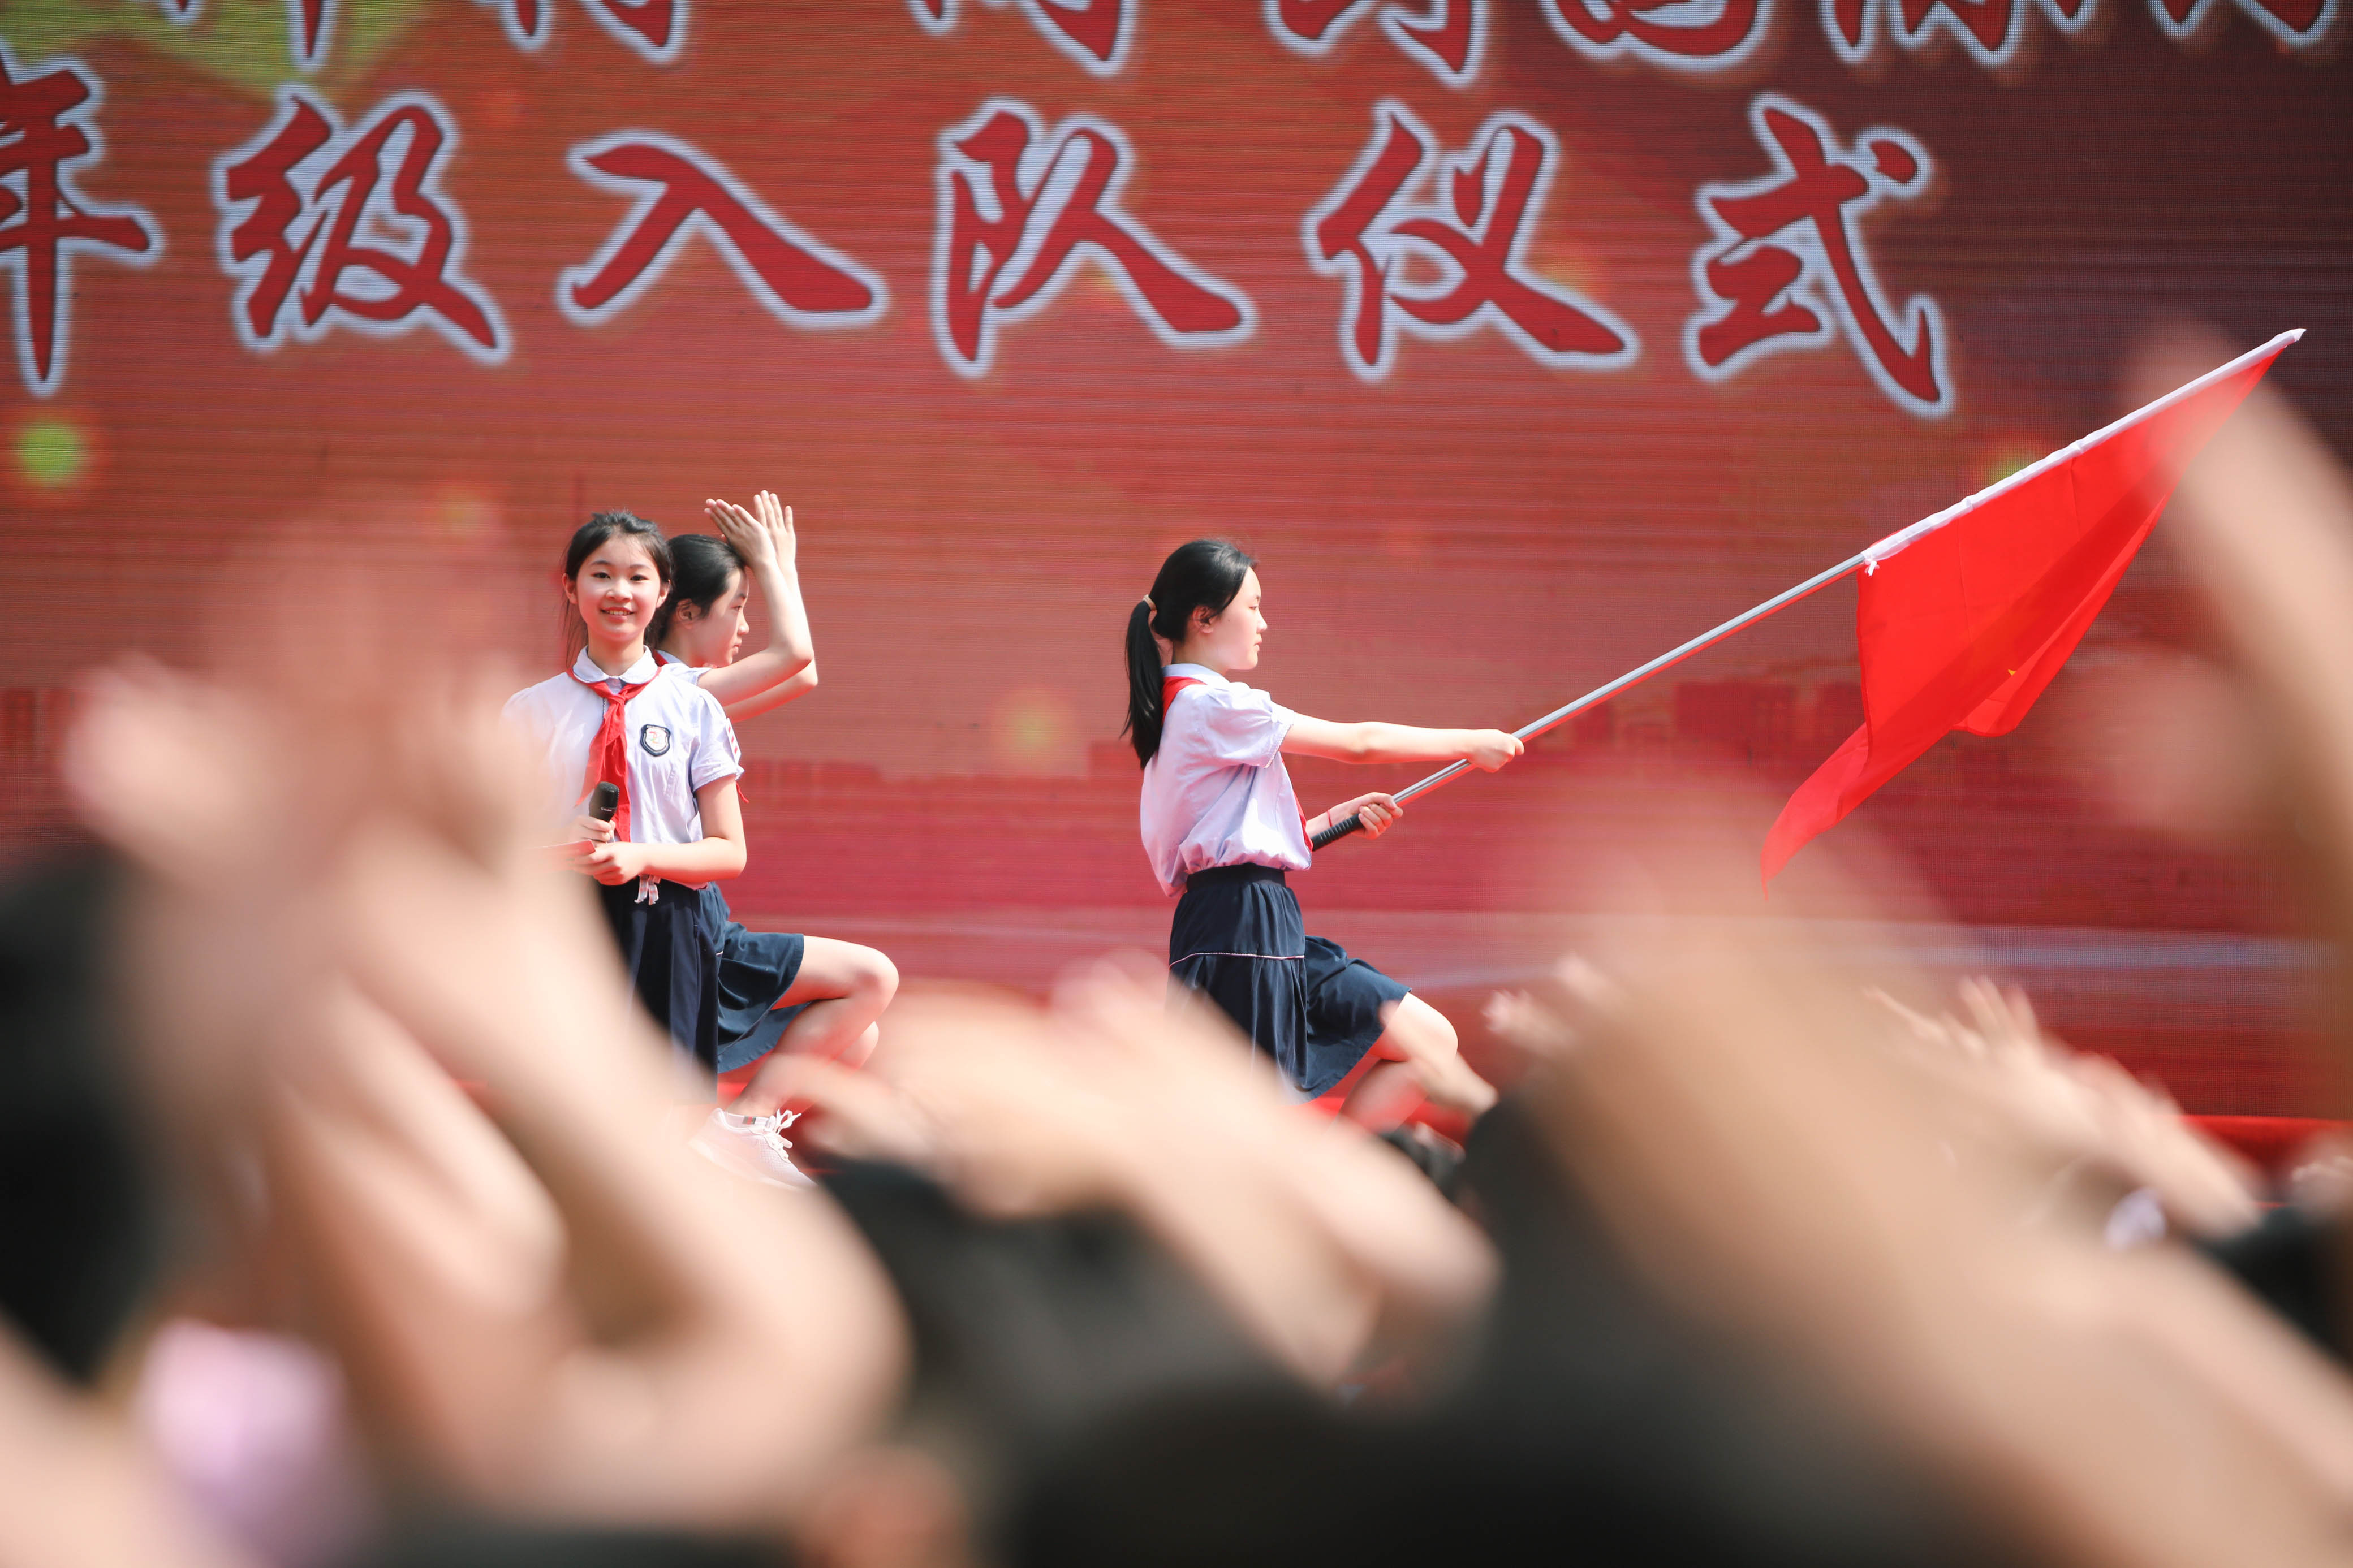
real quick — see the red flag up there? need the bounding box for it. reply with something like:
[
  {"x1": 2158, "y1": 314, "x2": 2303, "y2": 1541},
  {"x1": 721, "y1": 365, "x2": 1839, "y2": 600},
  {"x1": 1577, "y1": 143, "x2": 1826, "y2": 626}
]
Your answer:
[{"x1": 1763, "y1": 331, "x2": 2300, "y2": 883}]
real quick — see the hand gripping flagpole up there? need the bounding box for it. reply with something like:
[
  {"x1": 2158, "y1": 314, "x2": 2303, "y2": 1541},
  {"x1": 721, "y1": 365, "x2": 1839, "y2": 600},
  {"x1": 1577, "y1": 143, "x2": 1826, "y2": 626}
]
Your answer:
[{"x1": 1309, "y1": 327, "x2": 2305, "y2": 850}]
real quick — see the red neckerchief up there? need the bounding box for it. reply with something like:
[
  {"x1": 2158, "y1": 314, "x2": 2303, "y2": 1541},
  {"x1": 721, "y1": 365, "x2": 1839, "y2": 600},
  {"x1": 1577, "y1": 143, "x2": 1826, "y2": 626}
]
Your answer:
[{"x1": 570, "y1": 668, "x2": 652, "y2": 841}]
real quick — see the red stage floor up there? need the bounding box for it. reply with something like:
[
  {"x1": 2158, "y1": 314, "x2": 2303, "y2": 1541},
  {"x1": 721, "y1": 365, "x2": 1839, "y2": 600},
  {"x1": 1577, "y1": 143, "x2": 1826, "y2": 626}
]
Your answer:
[{"x1": 730, "y1": 905, "x2": 2338, "y2": 1118}]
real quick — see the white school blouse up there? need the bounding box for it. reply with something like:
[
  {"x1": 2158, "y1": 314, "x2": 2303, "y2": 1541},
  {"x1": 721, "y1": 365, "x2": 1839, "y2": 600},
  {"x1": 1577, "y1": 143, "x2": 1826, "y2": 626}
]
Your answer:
[
  {"x1": 503, "y1": 650, "x2": 744, "y2": 876},
  {"x1": 1140, "y1": 663, "x2": 1310, "y2": 896}
]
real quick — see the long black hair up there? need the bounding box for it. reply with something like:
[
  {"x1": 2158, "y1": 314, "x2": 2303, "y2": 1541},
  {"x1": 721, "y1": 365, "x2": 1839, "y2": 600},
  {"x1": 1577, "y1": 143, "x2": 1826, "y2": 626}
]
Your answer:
[
  {"x1": 561, "y1": 510, "x2": 673, "y2": 660},
  {"x1": 1123, "y1": 538, "x2": 1256, "y2": 766},
  {"x1": 649, "y1": 533, "x2": 745, "y2": 651}
]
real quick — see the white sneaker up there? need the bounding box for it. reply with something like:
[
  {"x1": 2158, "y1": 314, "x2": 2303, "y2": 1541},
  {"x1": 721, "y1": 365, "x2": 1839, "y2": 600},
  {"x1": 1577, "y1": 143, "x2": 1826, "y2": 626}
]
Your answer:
[{"x1": 691, "y1": 1108, "x2": 814, "y2": 1190}]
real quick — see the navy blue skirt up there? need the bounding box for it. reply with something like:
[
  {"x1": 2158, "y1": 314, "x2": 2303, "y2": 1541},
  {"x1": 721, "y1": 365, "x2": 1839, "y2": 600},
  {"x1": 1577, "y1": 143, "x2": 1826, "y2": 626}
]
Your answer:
[
  {"x1": 598, "y1": 878, "x2": 722, "y2": 1070},
  {"x1": 698, "y1": 884, "x2": 811, "y2": 1074},
  {"x1": 1167, "y1": 865, "x2": 1408, "y2": 1098}
]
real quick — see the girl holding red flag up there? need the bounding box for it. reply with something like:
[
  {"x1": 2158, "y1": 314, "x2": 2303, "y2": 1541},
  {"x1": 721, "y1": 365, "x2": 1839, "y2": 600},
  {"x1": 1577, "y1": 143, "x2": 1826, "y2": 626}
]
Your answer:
[{"x1": 1124, "y1": 538, "x2": 1516, "y2": 1129}]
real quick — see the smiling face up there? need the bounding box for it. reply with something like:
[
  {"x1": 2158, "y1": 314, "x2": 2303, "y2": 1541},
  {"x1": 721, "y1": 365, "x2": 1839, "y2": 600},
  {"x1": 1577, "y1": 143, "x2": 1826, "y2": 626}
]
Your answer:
[
  {"x1": 1178, "y1": 567, "x2": 1265, "y2": 676},
  {"x1": 565, "y1": 533, "x2": 667, "y2": 665},
  {"x1": 670, "y1": 567, "x2": 751, "y2": 668}
]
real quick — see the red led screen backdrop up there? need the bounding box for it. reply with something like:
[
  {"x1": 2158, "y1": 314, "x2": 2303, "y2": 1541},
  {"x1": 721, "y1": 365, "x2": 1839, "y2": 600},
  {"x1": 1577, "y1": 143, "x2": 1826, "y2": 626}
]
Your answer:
[{"x1": 3, "y1": 0, "x2": 2348, "y2": 1108}]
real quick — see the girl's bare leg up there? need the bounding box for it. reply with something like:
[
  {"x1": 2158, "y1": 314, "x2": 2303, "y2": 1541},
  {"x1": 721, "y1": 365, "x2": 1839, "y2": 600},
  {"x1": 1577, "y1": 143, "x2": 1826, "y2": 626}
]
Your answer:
[
  {"x1": 1339, "y1": 994, "x2": 1495, "y2": 1129},
  {"x1": 729, "y1": 939, "x2": 898, "y2": 1117}
]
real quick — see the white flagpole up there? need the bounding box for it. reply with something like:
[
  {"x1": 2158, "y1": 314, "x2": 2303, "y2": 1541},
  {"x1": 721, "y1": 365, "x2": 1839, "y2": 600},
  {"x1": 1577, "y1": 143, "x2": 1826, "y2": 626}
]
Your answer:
[{"x1": 1311, "y1": 327, "x2": 2305, "y2": 849}]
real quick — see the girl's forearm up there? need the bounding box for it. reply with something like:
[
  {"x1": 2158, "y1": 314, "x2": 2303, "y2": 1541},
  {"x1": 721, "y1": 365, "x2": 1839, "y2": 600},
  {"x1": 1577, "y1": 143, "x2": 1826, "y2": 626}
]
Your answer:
[
  {"x1": 1286, "y1": 715, "x2": 1476, "y2": 766},
  {"x1": 743, "y1": 561, "x2": 818, "y2": 681},
  {"x1": 722, "y1": 663, "x2": 819, "y2": 722},
  {"x1": 731, "y1": 558, "x2": 814, "y2": 684},
  {"x1": 772, "y1": 561, "x2": 818, "y2": 667},
  {"x1": 696, "y1": 560, "x2": 813, "y2": 709},
  {"x1": 1343, "y1": 723, "x2": 1480, "y2": 765},
  {"x1": 751, "y1": 557, "x2": 816, "y2": 669},
  {"x1": 1286, "y1": 715, "x2": 1517, "y2": 773},
  {"x1": 639, "y1": 836, "x2": 745, "y2": 882}
]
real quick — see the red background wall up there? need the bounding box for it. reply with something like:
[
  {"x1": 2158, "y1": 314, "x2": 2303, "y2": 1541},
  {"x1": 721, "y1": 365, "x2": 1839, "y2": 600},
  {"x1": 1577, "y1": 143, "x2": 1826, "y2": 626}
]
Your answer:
[{"x1": 5, "y1": 0, "x2": 2348, "y2": 1109}]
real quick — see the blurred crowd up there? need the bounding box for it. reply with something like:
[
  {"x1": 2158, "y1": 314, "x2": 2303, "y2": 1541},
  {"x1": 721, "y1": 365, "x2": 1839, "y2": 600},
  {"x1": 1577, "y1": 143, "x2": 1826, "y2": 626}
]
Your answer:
[{"x1": 9, "y1": 327, "x2": 2353, "y2": 1568}]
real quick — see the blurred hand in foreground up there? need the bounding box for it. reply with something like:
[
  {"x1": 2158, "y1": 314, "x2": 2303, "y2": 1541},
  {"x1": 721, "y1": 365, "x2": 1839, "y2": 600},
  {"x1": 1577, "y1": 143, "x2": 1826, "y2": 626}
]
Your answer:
[{"x1": 62, "y1": 548, "x2": 911, "y2": 1541}]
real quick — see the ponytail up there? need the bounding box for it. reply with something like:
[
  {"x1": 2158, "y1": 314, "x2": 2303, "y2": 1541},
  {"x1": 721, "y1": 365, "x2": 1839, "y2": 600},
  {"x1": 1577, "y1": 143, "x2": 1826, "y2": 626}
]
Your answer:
[
  {"x1": 1124, "y1": 598, "x2": 1165, "y2": 766},
  {"x1": 1122, "y1": 538, "x2": 1256, "y2": 766}
]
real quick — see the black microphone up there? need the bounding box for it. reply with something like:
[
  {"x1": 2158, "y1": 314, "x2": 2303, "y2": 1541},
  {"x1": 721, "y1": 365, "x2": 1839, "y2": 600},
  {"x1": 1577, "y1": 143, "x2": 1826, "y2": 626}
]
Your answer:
[{"x1": 588, "y1": 781, "x2": 619, "y2": 822}]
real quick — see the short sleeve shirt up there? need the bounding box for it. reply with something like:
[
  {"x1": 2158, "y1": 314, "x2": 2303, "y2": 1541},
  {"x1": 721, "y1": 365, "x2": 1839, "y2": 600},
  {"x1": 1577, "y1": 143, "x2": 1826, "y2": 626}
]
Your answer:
[
  {"x1": 504, "y1": 650, "x2": 743, "y2": 876},
  {"x1": 655, "y1": 650, "x2": 707, "y2": 684},
  {"x1": 1139, "y1": 663, "x2": 1309, "y2": 896}
]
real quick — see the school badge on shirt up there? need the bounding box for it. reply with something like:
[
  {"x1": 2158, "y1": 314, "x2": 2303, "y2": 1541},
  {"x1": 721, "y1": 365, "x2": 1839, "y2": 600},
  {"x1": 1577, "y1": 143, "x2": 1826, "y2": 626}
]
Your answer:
[{"x1": 639, "y1": 723, "x2": 672, "y2": 756}]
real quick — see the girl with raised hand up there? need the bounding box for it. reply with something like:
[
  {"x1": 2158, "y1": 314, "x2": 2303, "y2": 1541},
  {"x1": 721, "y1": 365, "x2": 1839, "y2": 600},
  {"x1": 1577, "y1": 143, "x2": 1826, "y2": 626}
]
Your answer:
[
  {"x1": 1126, "y1": 539, "x2": 1515, "y2": 1129},
  {"x1": 660, "y1": 489, "x2": 821, "y2": 720},
  {"x1": 650, "y1": 491, "x2": 899, "y2": 1189}
]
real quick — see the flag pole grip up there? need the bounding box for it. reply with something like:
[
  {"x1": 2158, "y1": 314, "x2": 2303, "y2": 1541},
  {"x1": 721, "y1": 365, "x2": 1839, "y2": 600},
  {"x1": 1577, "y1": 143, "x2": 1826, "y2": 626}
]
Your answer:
[{"x1": 1310, "y1": 813, "x2": 1363, "y2": 849}]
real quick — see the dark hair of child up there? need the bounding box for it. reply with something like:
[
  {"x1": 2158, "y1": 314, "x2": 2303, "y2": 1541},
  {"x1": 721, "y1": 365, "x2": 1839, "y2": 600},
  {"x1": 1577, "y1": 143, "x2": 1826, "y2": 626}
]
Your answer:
[
  {"x1": 561, "y1": 510, "x2": 674, "y2": 660},
  {"x1": 1122, "y1": 538, "x2": 1256, "y2": 766},
  {"x1": 648, "y1": 533, "x2": 747, "y2": 650}
]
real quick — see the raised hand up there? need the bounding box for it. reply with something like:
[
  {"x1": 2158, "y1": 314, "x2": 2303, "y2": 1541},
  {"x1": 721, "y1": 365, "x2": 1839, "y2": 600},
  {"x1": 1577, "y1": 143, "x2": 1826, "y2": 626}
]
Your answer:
[
  {"x1": 755, "y1": 489, "x2": 797, "y2": 573},
  {"x1": 704, "y1": 496, "x2": 778, "y2": 572},
  {"x1": 865, "y1": 962, "x2": 1496, "y2": 1383},
  {"x1": 688, "y1": 490, "x2": 817, "y2": 720},
  {"x1": 1529, "y1": 861, "x2": 2353, "y2": 1562}
]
